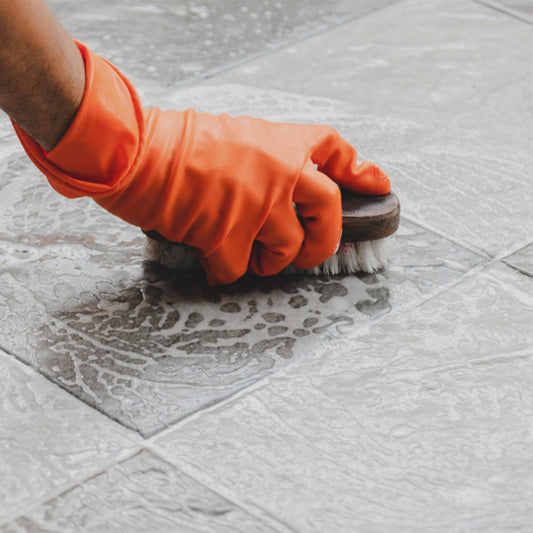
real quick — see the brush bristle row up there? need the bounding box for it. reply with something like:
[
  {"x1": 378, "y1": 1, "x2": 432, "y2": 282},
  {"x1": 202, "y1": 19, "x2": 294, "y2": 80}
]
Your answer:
[{"x1": 145, "y1": 238, "x2": 392, "y2": 276}]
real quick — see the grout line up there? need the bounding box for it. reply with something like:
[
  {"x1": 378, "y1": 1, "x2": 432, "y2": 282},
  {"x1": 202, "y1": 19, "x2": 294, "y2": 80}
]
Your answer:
[
  {"x1": 145, "y1": 444, "x2": 297, "y2": 533},
  {"x1": 0, "y1": 339, "x2": 145, "y2": 437},
  {"x1": 485, "y1": 261, "x2": 533, "y2": 307},
  {"x1": 495, "y1": 239, "x2": 533, "y2": 262},
  {"x1": 396, "y1": 260, "x2": 494, "y2": 305},
  {"x1": 0, "y1": 446, "x2": 143, "y2": 527},
  {"x1": 399, "y1": 213, "x2": 492, "y2": 260},
  {"x1": 9, "y1": 345, "x2": 145, "y2": 437},
  {"x1": 320, "y1": 261, "x2": 496, "y2": 355},
  {"x1": 502, "y1": 261, "x2": 533, "y2": 280},
  {"x1": 1, "y1": 439, "x2": 294, "y2": 532},
  {"x1": 154, "y1": 0, "x2": 405, "y2": 97},
  {"x1": 473, "y1": 0, "x2": 533, "y2": 24},
  {"x1": 144, "y1": 372, "x2": 282, "y2": 442},
  {"x1": 0, "y1": 343, "x2": 20, "y2": 359}
]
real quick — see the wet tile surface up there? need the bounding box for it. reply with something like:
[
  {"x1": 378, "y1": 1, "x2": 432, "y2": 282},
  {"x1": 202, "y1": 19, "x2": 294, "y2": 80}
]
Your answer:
[
  {"x1": 1, "y1": 450, "x2": 280, "y2": 533},
  {"x1": 476, "y1": 0, "x2": 533, "y2": 22},
  {"x1": 47, "y1": 0, "x2": 399, "y2": 99},
  {"x1": 504, "y1": 243, "x2": 533, "y2": 277},
  {"x1": 153, "y1": 263, "x2": 533, "y2": 532},
  {"x1": 0, "y1": 216, "x2": 484, "y2": 437},
  {"x1": 200, "y1": 0, "x2": 533, "y2": 257},
  {"x1": 0, "y1": 146, "x2": 139, "y2": 248},
  {"x1": 0, "y1": 0, "x2": 530, "y2": 529},
  {"x1": 0, "y1": 350, "x2": 140, "y2": 521}
]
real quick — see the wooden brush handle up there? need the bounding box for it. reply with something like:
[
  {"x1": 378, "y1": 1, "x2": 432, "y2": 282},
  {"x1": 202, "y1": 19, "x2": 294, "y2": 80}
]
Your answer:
[
  {"x1": 144, "y1": 190, "x2": 401, "y2": 244},
  {"x1": 340, "y1": 190, "x2": 400, "y2": 242}
]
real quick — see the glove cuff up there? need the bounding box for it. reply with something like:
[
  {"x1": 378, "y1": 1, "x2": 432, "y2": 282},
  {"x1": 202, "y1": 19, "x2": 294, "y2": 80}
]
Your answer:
[{"x1": 12, "y1": 40, "x2": 144, "y2": 199}]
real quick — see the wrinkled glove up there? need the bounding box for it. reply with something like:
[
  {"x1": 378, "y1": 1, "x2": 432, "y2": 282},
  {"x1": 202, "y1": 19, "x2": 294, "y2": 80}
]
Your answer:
[{"x1": 13, "y1": 40, "x2": 390, "y2": 285}]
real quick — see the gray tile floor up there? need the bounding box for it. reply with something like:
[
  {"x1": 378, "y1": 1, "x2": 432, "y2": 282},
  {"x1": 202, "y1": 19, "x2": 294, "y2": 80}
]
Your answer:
[{"x1": 0, "y1": 1, "x2": 532, "y2": 531}]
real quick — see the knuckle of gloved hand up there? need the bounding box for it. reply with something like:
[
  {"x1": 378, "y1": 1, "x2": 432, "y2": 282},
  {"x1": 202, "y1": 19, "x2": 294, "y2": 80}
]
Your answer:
[
  {"x1": 322, "y1": 180, "x2": 342, "y2": 208},
  {"x1": 320, "y1": 124, "x2": 341, "y2": 143}
]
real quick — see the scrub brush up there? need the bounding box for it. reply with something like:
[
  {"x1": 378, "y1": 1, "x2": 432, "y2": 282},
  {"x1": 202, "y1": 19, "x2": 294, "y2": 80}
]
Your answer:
[{"x1": 143, "y1": 190, "x2": 400, "y2": 276}]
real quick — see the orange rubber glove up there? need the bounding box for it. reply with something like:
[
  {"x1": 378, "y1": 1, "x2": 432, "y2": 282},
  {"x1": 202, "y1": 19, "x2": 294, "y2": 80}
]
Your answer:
[{"x1": 13, "y1": 41, "x2": 390, "y2": 285}]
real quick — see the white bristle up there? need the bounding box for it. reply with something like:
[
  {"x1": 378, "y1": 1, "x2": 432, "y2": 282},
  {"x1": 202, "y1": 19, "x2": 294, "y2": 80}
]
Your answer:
[
  {"x1": 355, "y1": 241, "x2": 379, "y2": 273},
  {"x1": 144, "y1": 237, "x2": 393, "y2": 276},
  {"x1": 341, "y1": 242, "x2": 359, "y2": 273}
]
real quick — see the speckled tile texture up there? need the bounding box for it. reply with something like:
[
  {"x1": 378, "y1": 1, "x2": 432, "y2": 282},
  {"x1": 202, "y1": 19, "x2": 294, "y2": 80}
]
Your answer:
[
  {"x1": 0, "y1": 350, "x2": 140, "y2": 521},
  {"x1": 505, "y1": 243, "x2": 533, "y2": 277},
  {"x1": 47, "y1": 0, "x2": 398, "y2": 99},
  {"x1": 476, "y1": 0, "x2": 533, "y2": 22},
  {"x1": 2, "y1": 451, "x2": 282, "y2": 533},
  {"x1": 1, "y1": 0, "x2": 532, "y2": 531},
  {"x1": 0, "y1": 217, "x2": 485, "y2": 437},
  {"x1": 152, "y1": 263, "x2": 533, "y2": 532}
]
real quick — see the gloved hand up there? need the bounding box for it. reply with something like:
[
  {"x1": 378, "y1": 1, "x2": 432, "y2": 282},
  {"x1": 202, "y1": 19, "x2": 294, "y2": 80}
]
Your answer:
[{"x1": 13, "y1": 41, "x2": 390, "y2": 285}]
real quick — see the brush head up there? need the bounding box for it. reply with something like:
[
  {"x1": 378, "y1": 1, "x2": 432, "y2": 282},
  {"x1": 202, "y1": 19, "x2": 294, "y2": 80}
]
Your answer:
[
  {"x1": 340, "y1": 190, "x2": 400, "y2": 242},
  {"x1": 143, "y1": 191, "x2": 400, "y2": 276}
]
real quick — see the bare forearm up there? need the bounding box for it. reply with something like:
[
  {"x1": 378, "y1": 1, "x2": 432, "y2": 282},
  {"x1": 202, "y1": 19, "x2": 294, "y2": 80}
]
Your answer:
[{"x1": 0, "y1": 0, "x2": 85, "y2": 151}]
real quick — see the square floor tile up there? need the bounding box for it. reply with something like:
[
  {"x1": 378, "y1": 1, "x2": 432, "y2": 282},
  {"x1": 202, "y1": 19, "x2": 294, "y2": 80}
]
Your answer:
[
  {"x1": 0, "y1": 351, "x2": 140, "y2": 521},
  {"x1": 153, "y1": 263, "x2": 533, "y2": 532},
  {"x1": 2, "y1": 450, "x2": 281, "y2": 533}
]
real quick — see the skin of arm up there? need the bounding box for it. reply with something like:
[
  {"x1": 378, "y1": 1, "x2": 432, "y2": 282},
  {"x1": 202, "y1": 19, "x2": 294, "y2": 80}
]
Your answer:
[{"x1": 0, "y1": 0, "x2": 85, "y2": 151}]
